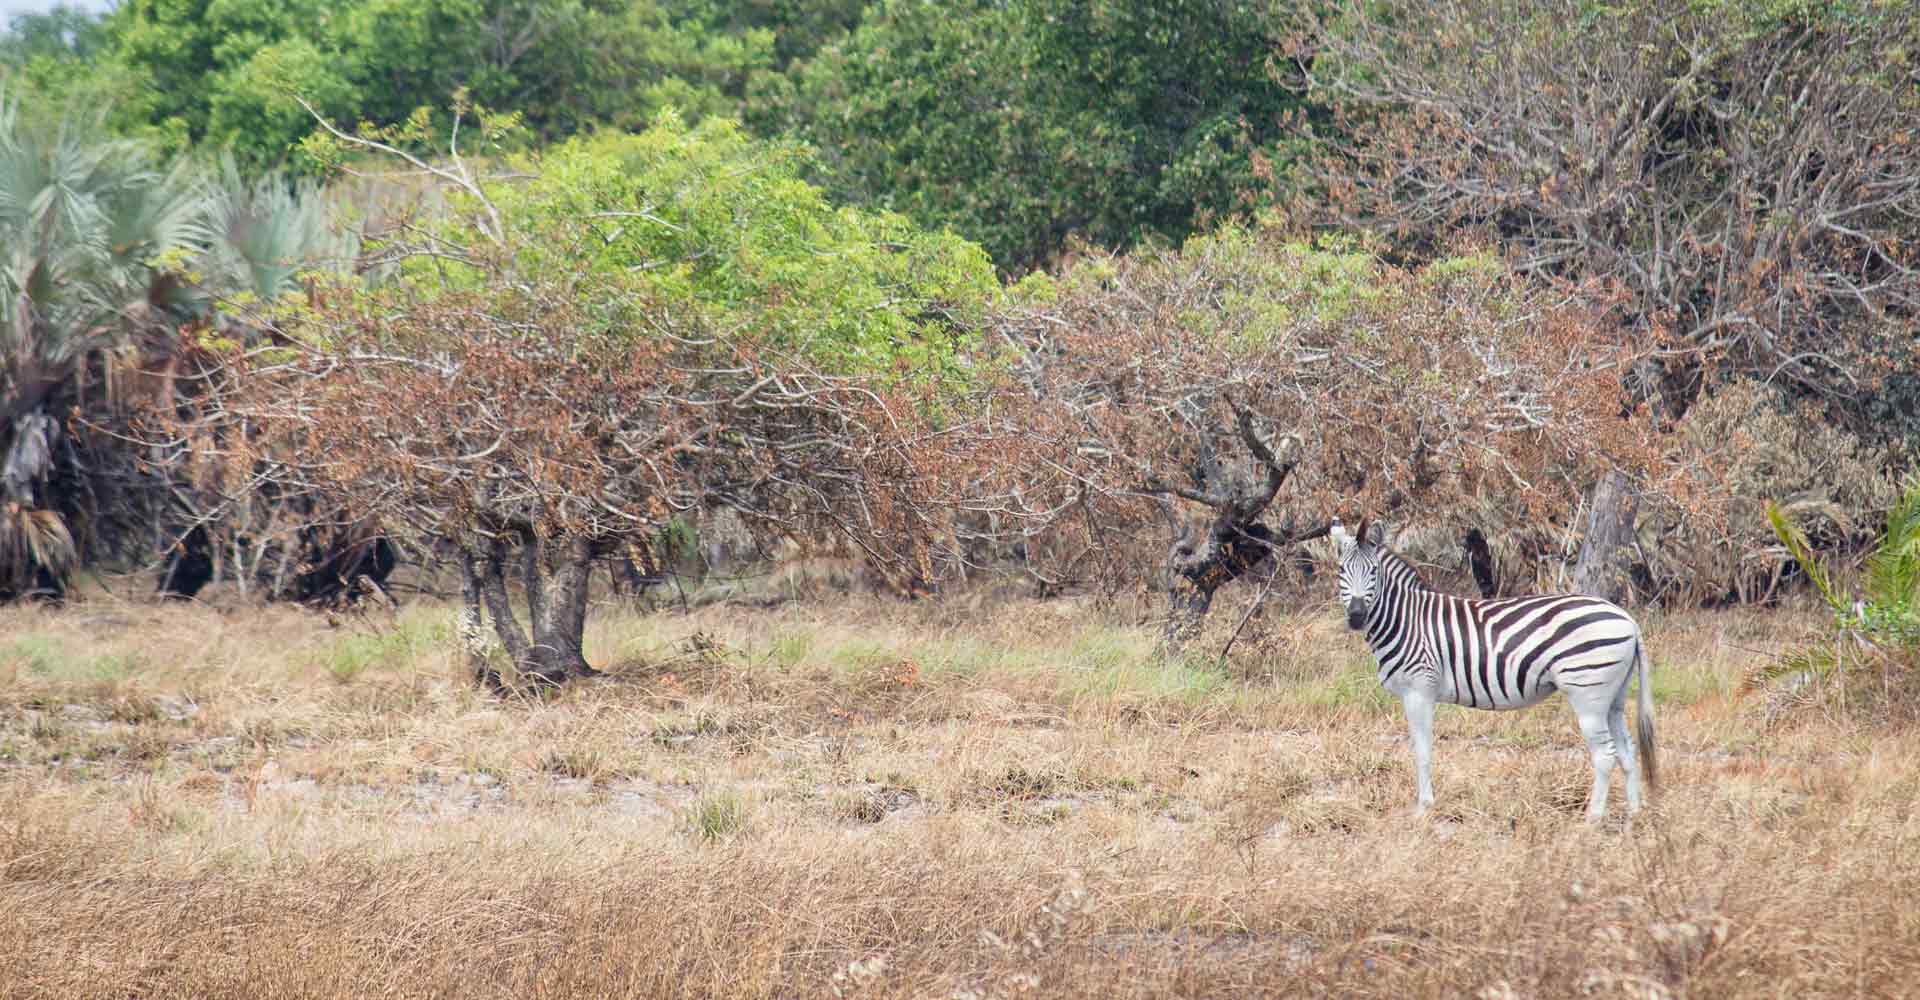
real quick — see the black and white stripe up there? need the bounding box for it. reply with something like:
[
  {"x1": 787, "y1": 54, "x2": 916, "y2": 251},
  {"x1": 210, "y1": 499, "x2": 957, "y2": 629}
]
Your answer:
[{"x1": 1332, "y1": 519, "x2": 1657, "y2": 821}]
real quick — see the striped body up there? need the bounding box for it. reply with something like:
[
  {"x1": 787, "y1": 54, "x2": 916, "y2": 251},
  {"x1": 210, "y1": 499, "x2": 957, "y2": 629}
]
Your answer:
[
  {"x1": 1333, "y1": 520, "x2": 1656, "y2": 821},
  {"x1": 1360, "y1": 563, "x2": 1639, "y2": 712}
]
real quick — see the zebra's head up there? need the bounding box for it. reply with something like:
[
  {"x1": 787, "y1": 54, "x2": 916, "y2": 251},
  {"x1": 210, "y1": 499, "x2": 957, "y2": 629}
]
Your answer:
[{"x1": 1331, "y1": 517, "x2": 1386, "y2": 631}]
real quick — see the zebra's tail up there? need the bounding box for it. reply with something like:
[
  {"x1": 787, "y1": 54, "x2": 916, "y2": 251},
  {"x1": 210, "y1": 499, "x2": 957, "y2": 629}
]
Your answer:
[{"x1": 1635, "y1": 641, "x2": 1658, "y2": 791}]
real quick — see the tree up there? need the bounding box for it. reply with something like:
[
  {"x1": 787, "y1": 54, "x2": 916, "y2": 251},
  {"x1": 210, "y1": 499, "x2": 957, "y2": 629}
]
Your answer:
[
  {"x1": 100, "y1": 0, "x2": 791, "y2": 169},
  {"x1": 985, "y1": 226, "x2": 1665, "y2": 638},
  {"x1": 0, "y1": 79, "x2": 369, "y2": 605},
  {"x1": 103, "y1": 0, "x2": 323, "y2": 151},
  {"x1": 328, "y1": 0, "x2": 772, "y2": 140},
  {"x1": 1294, "y1": 0, "x2": 1920, "y2": 436},
  {"x1": 163, "y1": 109, "x2": 1012, "y2": 686},
  {"x1": 678, "y1": 0, "x2": 865, "y2": 72},
  {"x1": 0, "y1": 95, "x2": 206, "y2": 602},
  {"x1": 768, "y1": 0, "x2": 1316, "y2": 271},
  {"x1": 148, "y1": 155, "x2": 371, "y2": 603},
  {"x1": 1290, "y1": 0, "x2": 1920, "y2": 599},
  {"x1": 0, "y1": 6, "x2": 108, "y2": 66},
  {"x1": 482, "y1": 112, "x2": 996, "y2": 373}
]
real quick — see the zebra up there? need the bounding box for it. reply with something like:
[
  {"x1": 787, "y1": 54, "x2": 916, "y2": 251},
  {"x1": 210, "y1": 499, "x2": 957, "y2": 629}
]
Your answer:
[{"x1": 1331, "y1": 518, "x2": 1656, "y2": 821}]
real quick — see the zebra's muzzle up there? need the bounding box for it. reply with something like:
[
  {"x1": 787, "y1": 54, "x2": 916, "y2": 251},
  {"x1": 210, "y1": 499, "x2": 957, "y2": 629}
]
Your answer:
[{"x1": 1346, "y1": 602, "x2": 1369, "y2": 631}]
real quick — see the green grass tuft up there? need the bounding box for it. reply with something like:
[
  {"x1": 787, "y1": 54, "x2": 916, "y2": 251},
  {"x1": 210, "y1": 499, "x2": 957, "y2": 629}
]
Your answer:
[{"x1": 686, "y1": 791, "x2": 750, "y2": 843}]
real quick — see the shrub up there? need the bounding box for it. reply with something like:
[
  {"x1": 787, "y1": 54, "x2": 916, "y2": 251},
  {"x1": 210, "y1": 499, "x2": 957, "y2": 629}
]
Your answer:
[{"x1": 1648, "y1": 380, "x2": 1902, "y2": 605}]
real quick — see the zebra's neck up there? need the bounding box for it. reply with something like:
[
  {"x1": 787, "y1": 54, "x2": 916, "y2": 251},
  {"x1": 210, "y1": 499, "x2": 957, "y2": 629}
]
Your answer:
[{"x1": 1363, "y1": 549, "x2": 1435, "y2": 674}]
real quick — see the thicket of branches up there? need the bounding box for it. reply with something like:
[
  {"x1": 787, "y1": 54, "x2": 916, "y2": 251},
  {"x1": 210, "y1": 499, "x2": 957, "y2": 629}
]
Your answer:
[
  {"x1": 173, "y1": 275, "x2": 1018, "y2": 685},
  {"x1": 7, "y1": 0, "x2": 1915, "y2": 670},
  {"x1": 984, "y1": 228, "x2": 1683, "y2": 634},
  {"x1": 1295, "y1": 0, "x2": 1920, "y2": 434},
  {"x1": 0, "y1": 91, "x2": 375, "y2": 605}
]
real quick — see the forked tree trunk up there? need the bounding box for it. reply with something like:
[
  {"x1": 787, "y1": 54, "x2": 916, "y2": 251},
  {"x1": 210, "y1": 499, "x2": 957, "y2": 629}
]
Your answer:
[
  {"x1": 1573, "y1": 469, "x2": 1639, "y2": 604},
  {"x1": 461, "y1": 534, "x2": 601, "y2": 690},
  {"x1": 530, "y1": 536, "x2": 596, "y2": 679},
  {"x1": 1165, "y1": 519, "x2": 1275, "y2": 643},
  {"x1": 1156, "y1": 399, "x2": 1318, "y2": 645}
]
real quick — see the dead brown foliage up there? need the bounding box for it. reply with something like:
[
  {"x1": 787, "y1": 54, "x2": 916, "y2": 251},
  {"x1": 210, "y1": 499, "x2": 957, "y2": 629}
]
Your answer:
[
  {"x1": 985, "y1": 227, "x2": 1680, "y2": 610},
  {"x1": 1294, "y1": 0, "x2": 1920, "y2": 422}
]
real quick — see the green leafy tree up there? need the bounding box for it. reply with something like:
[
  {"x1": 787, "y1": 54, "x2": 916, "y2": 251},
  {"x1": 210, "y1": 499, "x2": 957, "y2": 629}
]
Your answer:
[
  {"x1": 770, "y1": 0, "x2": 1315, "y2": 270},
  {"x1": 205, "y1": 37, "x2": 359, "y2": 169},
  {"x1": 679, "y1": 0, "x2": 865, "y2": 70},
  {"x1": 104, "y1": 0, "x2": 330, "y2": 152},
  {"x1": 101, "y1": 0, "x2": 792, "y2": 168},
  {"x1": 0, "y1": 6, "x2": 152, "y2": 137},
  {"x1": 174, "y1": 106, "x2": 1010, "y2": 685},
  {"x1": 0, "y1": 5, "x2": 108, "y2": 65}
]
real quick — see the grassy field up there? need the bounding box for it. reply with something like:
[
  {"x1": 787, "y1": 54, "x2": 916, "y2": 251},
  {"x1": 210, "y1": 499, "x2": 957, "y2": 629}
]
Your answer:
[{"x1": 0, "y1": 587, "x2": 1914, "y2": 998}]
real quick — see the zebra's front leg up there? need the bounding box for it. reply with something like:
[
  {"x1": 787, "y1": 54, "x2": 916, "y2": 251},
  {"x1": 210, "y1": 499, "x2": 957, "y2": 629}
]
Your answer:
[{"x1": 1401, "y1": 689, "x2": 1437, "y2": 815}]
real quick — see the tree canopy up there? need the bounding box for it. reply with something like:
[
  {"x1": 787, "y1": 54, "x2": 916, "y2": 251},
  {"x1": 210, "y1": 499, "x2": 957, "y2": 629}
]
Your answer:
[{"x1": 762, "y1": 0, "x2": 1314, "y2": 271}]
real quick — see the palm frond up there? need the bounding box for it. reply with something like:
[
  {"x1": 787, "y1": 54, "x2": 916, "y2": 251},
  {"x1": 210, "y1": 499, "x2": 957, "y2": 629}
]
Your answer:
[
  {"x1": 1866, "y1": 477, "x2": 1920, "y2": 613},
  {"x1": 1766, "y1": 499, "x2": 1844, "y2": 615},
  {"x1": 203, "y1": 155, "x2": 357, "y2": 304},
  {"x1": 0, "y1": 87, "x2": 214, "y2": 376},
  {"x1": 102, "y1": 153, "x2": 211, "y2": 269},
  {"x1": 0, "y1": 504, "x2": 75, "y2": 585}
]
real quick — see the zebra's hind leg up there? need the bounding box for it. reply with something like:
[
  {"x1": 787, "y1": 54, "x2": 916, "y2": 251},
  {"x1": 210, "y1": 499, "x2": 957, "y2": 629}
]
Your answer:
[
  {"x1": 1574, "y1": 705, "x2": 1619, "y2": 823},
  {"x1": 1401, "y1": 689, "x2": 1437, "y2": 815},
  {"x1": 1607, "y1": 687, "x2": 1643, "y2": 815}
]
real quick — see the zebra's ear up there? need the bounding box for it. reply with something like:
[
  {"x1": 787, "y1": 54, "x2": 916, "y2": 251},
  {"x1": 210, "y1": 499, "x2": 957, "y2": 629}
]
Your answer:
[{"x1": 1366, "y1": 520, "x2": 1387, "y2": 546}]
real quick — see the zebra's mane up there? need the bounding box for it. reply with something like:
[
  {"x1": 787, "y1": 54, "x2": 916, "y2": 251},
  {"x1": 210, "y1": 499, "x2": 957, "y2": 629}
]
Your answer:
[{"x1": 1373, "y1": 545, "x2": 1437, "y2": 593}]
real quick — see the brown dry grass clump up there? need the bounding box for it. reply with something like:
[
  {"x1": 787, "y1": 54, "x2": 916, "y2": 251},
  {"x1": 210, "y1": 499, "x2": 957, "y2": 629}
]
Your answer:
[{"x1": 0, "y1": 593, "x2": 1914, "y2": 998}]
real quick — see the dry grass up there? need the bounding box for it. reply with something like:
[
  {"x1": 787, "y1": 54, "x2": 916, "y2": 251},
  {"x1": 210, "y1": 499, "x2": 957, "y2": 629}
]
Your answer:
[{"x1": 0, "y1": 590, "x2": 1914, "y2": 998}]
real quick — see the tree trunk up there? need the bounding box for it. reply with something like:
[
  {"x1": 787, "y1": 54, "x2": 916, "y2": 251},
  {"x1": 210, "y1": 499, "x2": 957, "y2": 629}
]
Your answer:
[
  {"x1": 1164, "y1": 519, "x2": 1275, "y2": 643},
  {"x1": 458, "y1": 551, "x2": 504, "y2": 690},
  {"x1": 1153, "y1": 397, "x2": 1312, "y2": 645},
  {"x1": 521, "y1": 540, "x2": 546, "y2": 636},
  {"x1": 1, "y1": 411, "x2": 56, "y2": 506},
  {"x1": 463, "y1": 535, "x2": 601, "y2": 690},
  {"x1": 529, "y1": 536, "x2": 598, "y2": 680},
  {"x1": 477, "y1": 538, "x2": 535, "y2": 670},
  {"x1": 1, "y1": 411, "x2": 72, "y2": 604},
  {"x1": 1573, "y1": 469, "x2": 1639, "y2": 604},
  {"x1": 157, "y1": 524, "x2": 215, "y2": 600}
]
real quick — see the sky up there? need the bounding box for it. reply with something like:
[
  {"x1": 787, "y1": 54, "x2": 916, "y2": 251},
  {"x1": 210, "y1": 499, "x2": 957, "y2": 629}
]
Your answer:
[{"x1": 1, "y1": 0, "x2": 113, "y2": 19}]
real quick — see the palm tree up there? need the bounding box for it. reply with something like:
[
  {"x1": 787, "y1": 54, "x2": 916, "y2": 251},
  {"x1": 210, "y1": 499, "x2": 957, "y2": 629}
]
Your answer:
[
  {"x1": 0, "y1": 86, "x2": 371, "y2": 604},
  {"x1": 202, "y1": 155, "x2": 359, "y2": 303},
  {"x1": 0, "y1": 93, "x2": 208, "y2": 600}
]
